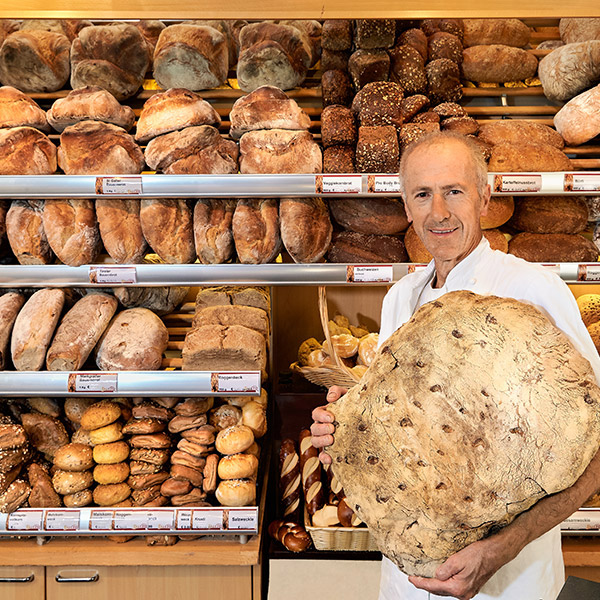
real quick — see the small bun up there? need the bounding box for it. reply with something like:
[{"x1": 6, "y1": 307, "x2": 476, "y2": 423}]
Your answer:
[
  {"x1": 241, "y1": 401, "x2": 267, "y2": 438},
  {"x1": 52, "y1": 469, "x2": 93, "y2": 495},
  {"x1": 64, "y1": 397, "x2": 96, "y2": 424},
  {"x1": 93, "y1": 440, "x2": 130, "y2": 464},
  {"x1": 218, "y1": 453, "x2": 259, "y2": 480},
  {"x1": 215, "y1": 425, "x2": 254, "y2": 455},
  {"x1": 89, "y1": 422, "x2": 123, "y2": 445},
  {"x1": 63, "y1": 488, "x2": 93, "y2": 507},
  {"x1": 215, "y1": 478, "x2": 256, "y2": 506},
  {"x1": 209, "y1": 404, "x2": 242, "y2": 431},
  {"x1": 53, "y1": 443, "x2": 94, "y2": 472},
  {"x1": 80, "y1": 400, "x2": 121, "y2": 430},
  {"x1": 93, "y1": 482, "x2": 131, "y2": 506},
  {"x1": 93, "y1": 462, "x2": 130, "y2": 484}
]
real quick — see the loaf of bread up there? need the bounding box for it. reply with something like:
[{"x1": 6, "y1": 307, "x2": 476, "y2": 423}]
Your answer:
[
  {"x1": 478, "y1": 121, "x2": 564, "y2": 149},
  {"x1": 112, "y1": 287, "x2": 189, "y2": 316},
  {"x1": 187, "y1": 19, "x2": 238, "y2": 68},
  {"x1": 462, "y1": 19, "x2": 531, "y2": 47},
  {"x1": 71, "y1": 24, "x2": 149, "y2": 101},
  {"x1": 560, "y1": 18, "x2": 600, "y2": 44},
  {"x1": 273, "y1": 20, "x2": 320, "y2": 67},
  {"x1": 538, "y1": 41, "x2": 600, "y2": 102},
  {"x1": 132, "y1": 20, "x2": 165, "y2": 71},
  {"x1": 322, "y1": 19, "x2": 352, "y2": 51},
  {"x1": 135, "y1": 88, "x2": 221, "y2": 143},
  {"x1": 321, "y1": 69, "x2": 353, "y2": 107},
  {"x1": 400, "y1": 95, "x2": 429, "y2": 123},
  {"x1": 239, "y1": 129, "x2": 321, "y2": 174},
  {"x1": 0, "y1": 292, "x2": 24, "y2": 370},
  {"x1": 0, "y1": 127, "x2": 56, "y2": 175},
  {"x1": 193, "y1": 305, "x2": 269, "y2": 337},
  {"x1": 426, "y1": 58, "x2": 462, "y2": 104},
  {"x1": 389, "y1": 45, "x2": 427, "y2": 96},
  {"x1": 355, "y1": 125, "x2": 399, "y2": 173},
  {"x1": 28, "y1": 463, "x2": 60, "y2": 508},
  {"x1": 140, "y1": 199, "x2": 196, "y2": 264},
  {"x1": 95, "y1": 308, "x2": 168, "y2": 371},
  {"x1": 0, "y1": 86, "x2": 49, "y2": 131},
  {"x1": 0, "y1": 21, "x2": 20, "y2": 47},
  {"x1": 280, "y1": 198, "x2": 332, "y2": 263},
  {"x1": 0, "y1": 30, "x2": 70, "y2": 93},
  {"x1": 42, "y1": 199, "x2": 101, "y2": 266},
  {"x1": 330, "y1": 198, "x2": 409, "y2": 235},
  {"x1": 237, "y1": 22, "x2": 310, "y2": 92},
  {"x1": 509, "y1": 232, "x2": 598, "y2": 262},
  {"x1": 182, "y1": 324, "x2": 267, "y2": 375},
  {"x1": 323, "y1": 145, "x2": 355, "y2": 173},
  {"x1": 96, "y1": 199, "x2": 147, "y2": 264},
  {"x1": 11, "y1": 288, "x2": 65, "y2": 371},
  {"x1": 488, "y1": 143, "x2": 573, "y2": 172},
  {"x1": 554, "y1": 84, "x2": 600, "y2": 146},
  {"x1": 0, "y1": 200, "x2": 6, "y2": 246},
  {"x1": 232, "y1": 199, "x2": 281, "y2": 264},
  {"x1": 327, "y1": 231, "x2": 408, "y2": 263},
  {"x1": 348, "y1": 49, "x2": 390, "y2": 89},
  {"x1": 195, "y1": 286, "x2": 270, "y2": 312},
  {"x1": 58, "y1": 121, "x2": 144, "y2": 175},
  {"x1": 18, "y1": 18, "x2": 92, "y2": 41},
  {"x1": 480, "y1": 196, "x2": 514, "y2": 229},
  {"x1": 153, "y1": 24, "x2": 228, "y2": 91},
  {"x1": 321, "y1": 48, "x2": 350, "y2": 71},
  {"x1": 462, "y1": 45, "x2": 538, "y2": 83},
  {"x1": 428, "y1": 32, "x2": 463, "y2": 64},
  {"x1": 46, "y1": 293, "x2": 118, "y2": 371},
  {"x1": 509, "y1": 196, "x2": 588, "y2": 234},
  {"x1": 354, "y1": 19, "x2": 395, "y2": 49},
  {"x1": 5, "y1": 201, "x2": 53, "y2": 264},
  {"x1": 193, "y1": 199, "x2": 235, "y2": 264},
  {"x1": 351, "y1": 81, "x2": 404, "y2": 128},
  {"x1": 398, "y1": 29, "x2": 427, "y2": 61},
  {"x1": 229, "y1": 85, "x2": 311, "y2": 139},
  {"x1": 47, "y1": 86, "x2": 135, "y2": 132},
  {"x1": 279, "y1": 438, "x2": 301, "y2": 520},
  {"x1": 144, "y1": 125, "x2": 239, "y2": 174}
]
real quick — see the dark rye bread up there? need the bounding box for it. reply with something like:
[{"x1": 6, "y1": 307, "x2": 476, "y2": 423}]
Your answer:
[
  {"x1": 351, "y1": 81, "x2": 404, "y2": 128},
  {"x1": 322, "y1": 20, "x2": 352, "y2": 51},
  {"x1": 509, "y1": 232, "x2": 598, "y2": 262},
  {"x1": 327, "y1": 231, "x2": 408, "y2": 263},
  {"x1": 428, "y1": 32, "x2": 463, "y2": 64},
  {"x1": 321, "y1": 105, "x2": 357, "y2": 147},
  {"x1": 388, "y1": 45, "x2": 427, "y2": 96},
  {"x1": 321, "y1": 49, "x2": 350, "y2": 71},
  {"x1": 323, "y1": 146, "x2": 355, "y2": 173},
  {"x1": 401, "y1": 95, "x2": 430, "y2": 122},
  {"x1": 354, "y1": 19, "x2": 395, "y2": 49},
  {"x1": 509, "y1": 196, "x2": 588, "y2": 234},
  {"x1": 329, "y1": 198, "x2": 409, "y2": 235},
  {"x1": 321, "y1": 70, "x2": 353, "y2": 107},
  {"x1": 426, "y1": 59, "x2": 462, "y2": 104},
  {"x1": 398, "y1": 123, "x2": 440, "y2": 151},
  {"x1": 348, "y1": 49, "x2": 390, "y2": 89},
  {"x1": 398, "y1": 29, "x2": 427, "y2": 61},
  {"x1": 355, "y1": 126, "x2": 399, "y2": 173},
  {"x1": 0, "y1": 86, "x2": 49, "y2": 131}
]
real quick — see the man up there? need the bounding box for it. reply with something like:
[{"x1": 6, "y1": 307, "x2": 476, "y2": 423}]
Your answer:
[{"x1": 311, "y1": 132, "x2": 600, "y2": 600}]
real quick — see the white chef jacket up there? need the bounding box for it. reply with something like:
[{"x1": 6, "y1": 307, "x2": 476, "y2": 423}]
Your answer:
[{"x1": 377, "y1": 237, "x2": 600, "y2": 600}]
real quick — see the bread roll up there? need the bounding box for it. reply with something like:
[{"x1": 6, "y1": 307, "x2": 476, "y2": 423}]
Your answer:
[
  {"x1": 28, "y1": 463, "x2": 60, "y2": 508},
  {"x1": 153, "y1": 24, "x2": 228, "y2": 91},
  {"x1": 144, "y1": 125, "x2": 238, "y2": 175},
  {"x1": 93, "y1": 482, "x2": 131, "y2": 506},
  {"x1": 322, "y1": 70, "x2": 353, "y2": 107},
  {"x1": 480, "y1": 197, "x2": 514, "y2": 230},
  {"x1": 218, "y1": 453, "x2": 259, "y2": 480},
  {"x1": 71, "y1": 24, "x2": 149, "y2": 101},
  {"x1": 239, "y1": 129, "x2": 321, "y2": 174},
  {"x1": 58, "y1": 120, "x2": 144, "y2": 175},
  {"x1": 478, "y1": 121, "x2": 564, "y2": 149},
  {"x1": 398, "y1": 28, "x2": 427, "y2": 61},
  {"x1": 0, "y1": 30, "x2": 70, "y2": 93},
  {"x1": 26, "y1": 397, "x2": 61, "y2": 417},
  {"x1": 47, "y1": 86, "x2": 135, "y2": 132},
  {"x1": 538, "y1": 41, "x2": 600, "y2": 102},
  {"x1": 130, "y1": 485, "x2": 162, "y2": 506},
  {"x1": 215, "y1": 424, "x2": 254, "y2": 455},
  {"x1": 6, "y1": 201, "x2": 52, "y2": 265},
  {"x1": 175, "y1": 397, "x2": 214, "y2": 416},
  {"x1": 463, "y1": 19, "x2": 531, "y2": 47},
  {"x1": 89, "y1": 422, "x2": 123, "y2": 445},
  {"x1": 135, "y1": 88, "x2": 220, "y2": 143},
  {"x1": 170, "y1": 449, "x2": 207, "y2": 470},
  {"x1": 170, "y1": 487, "x2": 208, "y2": 507},
  {"x1": 80, "y1": 400, "x2": 122, "y2": 431},
  {"x1": 129, "y1": 433, "x2": 171, "y2": 449},
  {"x1": 227, "y1": 388, "x2": 268, "y2": 408},
  {"x1": 128, "y1": 471, "x2": 169, "y2": 490},
  {"x1": 71, "y1": 428, "x2": 93, "y2": 446},
  {"x1": 209, "y1": 405, "x2": 242, "y2": 430},
  {"x1": 192, "y1": 305, "x2": 269, "y2": 337},
  {"x1": 64, "y1": 397, "x2": 96, "y2": 424},
  {"x1": 321, "y1": 48, "x2": 350, "y2": 71},
  {"x1": 578, "y1": 294, "x2": 600, "y2": 327},
  {"x1": 93, "y1": 462, "x2": 130, "y2": 484},
  {"x1": 355, "y1": 125, "x2": 399, "y2": 173},
  {"x1": 129, "y1": 447, "x2": 169, "y2": 465},
  {"x1": 0, "y1": 127, "x2": 56, "y2": 175},
  {"x1": 560, "y1": 18, "x2": 600, "y2": 44},
  {"x1": 280, "y1": 198, "x2": 332, "y2": 264},
  {"x1": 140, "y1": 199, "x2": 195, "y2": 264},
  {"x1": 241, "y1": 401, "x2": 267, "y2": 438},
  {"x1": 0, "y1": 479, "x2": 30, "y2": 512},
  {"x1": 169, "y1": 464, "x2": 203, "y2": 487},
  {"x1": 169, "y1": 414, "x2": 209, "y2": 434},
  {"x1": 52, "y1": 469, "x2": 93, "y2": 495},
  {"x1": 96, "y1": 199, "x2": 147, "y2": 264},
  {"x1": 63, "y1": 489, "x2": 92, "y2": 507},
  {"x1": 509, "y1": 232, "x2": 598, "y2": 262},
  {"x1": 11, "y1": 288, "x2": 65, "y2": 371},
  {"x1": 53, "y1": 443, "x2": 94, "y2": 472},
  {"x1": 131, "y1": 401, "x2": 172, "y2": 421},
  {"x1": 328, "y1": 231, "x2": 408, "y2": 263},
  {"x1": 112, "y1": 287, "x2": 189, "y2": 316},
  {"x1": 232, "y1": 199, "x2": 281, "y2": 264},
  {"x1": 0, "y1": 292, "x2": 24, "y2": 370},
  {"x1": 95, "y1": 308, "x2": 168, "y2": 371},
  {"x1": 194, "y1": 199, "x2": 235, "y2": 264},
  {"x1": 130, "y1": 460, "x2": 162, "y2": 475},
  {"x1": 0, "y1": 86, "x2": 49, "y2": 131},
  {"x1": 554, "y1": 83, "x2": 600, "y2": 146},
  {"x1": 215, "y1": 478, "x2": 256, "y2": 506},
  {"x1": 161, "y1": 477, "x2": 193, "y2": 497},
  {"x1": 510, "y1": 196, "x2": 588, "y2": 234},
  {"x1": 489, "y1": 143, "x2": 573, "y2": 172},
  {"x1": 330, "y1": 198, "x2": 409, "y2": 235}
]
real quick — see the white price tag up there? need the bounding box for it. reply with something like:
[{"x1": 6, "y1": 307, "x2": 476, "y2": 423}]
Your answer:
[
  {"x1": 228, "y1": 509, "x2": 258, "y2": 531},
  {"x1": 562, "y1": 510, "x2": 600, "y2": 530},
  {"x1": 316, "y1": 175, "x2": 362, "y2": 194},
  {"x1": 89, "y1": 510, "x2": 114, "y2": 531},
  {"x1": 212, "y1": 372, "x2": 261, "y2": 394},
  {"x1": 564, "y1": 173, "x2": 600, "y2": 192},
  {"x1": 44, "y1": 510, "x2": 80, "y2": 531},
  {"x1": 147, "y1": 510, "x2": 175, "y2": 531},
  {"x1": 89, "y1": 266, "x2": 137, "y2": 284},
  {"x1": 492, "y1": 174, "x2": 542, "y2": 193},
  {"x1": 191, "y1": 509, "x2": 224, "y2": 531},
  {"x1": 68, "y1": 373, "x2": 118, "y2": 393},
  {"x1": 7, "y1": 511, "x2": 43, "y2": 531},
  {"x1": 176, "y1": 509, "x2": 192, "y2": 530},
  {"x1": 367, "y1": 175, "x2": 401, "y2": 193},
  {"x1": 578, "y1": 264, "x2": 600, "y2": 282},
  {"x1": 96, "y1": 176, "x2": 143, "y2": 195},
  {"x1": 347, "y1": 265, "x2": 393, "y2": 283},
  {"x1": 114, "y1": 511, "x2": 148, "y2": 530}
]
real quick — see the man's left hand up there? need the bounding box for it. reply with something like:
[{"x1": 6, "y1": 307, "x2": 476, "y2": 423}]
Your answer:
[{"x1": 408, "y1": 538, "x2": 504, "y2": 600}]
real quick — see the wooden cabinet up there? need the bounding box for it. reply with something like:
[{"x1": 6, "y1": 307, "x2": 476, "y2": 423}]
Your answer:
[{"x1": 0, "y1": 567, "x2": 44, "y2": 600}]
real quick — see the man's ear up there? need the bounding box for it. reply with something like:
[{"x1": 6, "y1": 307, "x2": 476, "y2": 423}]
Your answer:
[
  {"x1": 479, "y1": 184, "x2": 491, "y2": 217},
  {"x1": 402, "y1": 196, "x2": 413, "y2": 223}
]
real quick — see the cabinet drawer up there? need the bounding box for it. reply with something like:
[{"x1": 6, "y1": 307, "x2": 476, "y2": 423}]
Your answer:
[
  {"x1": 0, "y1": 566, "x2": 44, "y2": 600},
  {"x1": 47, "y1": 565, "x2": 253, "y2": 600}
]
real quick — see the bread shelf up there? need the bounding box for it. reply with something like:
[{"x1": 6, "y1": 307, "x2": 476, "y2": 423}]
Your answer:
[
  {"x1": 0, "y1": 371, "x2": 261, "y2": 397},
  {"x1": 562, "y1": 509, "x2": 600, "y2": 536}
]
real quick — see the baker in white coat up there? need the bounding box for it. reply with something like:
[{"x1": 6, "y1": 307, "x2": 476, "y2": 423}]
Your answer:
[{"x1": 311, "y1": 132, "x2": 600, "y2": 600}]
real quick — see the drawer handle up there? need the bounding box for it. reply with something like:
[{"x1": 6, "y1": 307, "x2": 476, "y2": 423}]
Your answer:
[
  {"x1": 55, "y1": 573, "x2": 99, "y2": 583},
  {"x1": 0, "y1": 574, "x2": 35, "y2": 583}
]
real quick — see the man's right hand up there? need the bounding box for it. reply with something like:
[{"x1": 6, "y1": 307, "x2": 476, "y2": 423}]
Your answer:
[{"x1": 310, "y1": 385, "x2": 347, "y2": 465}]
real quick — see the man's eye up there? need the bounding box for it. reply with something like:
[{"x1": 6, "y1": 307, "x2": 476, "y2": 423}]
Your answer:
[
  {"x1": 448, "y1": 189, "x2": 462, "y2": 195},
  {"x1": 415, "y1": 192, "x2": 428, "y2": 199}
]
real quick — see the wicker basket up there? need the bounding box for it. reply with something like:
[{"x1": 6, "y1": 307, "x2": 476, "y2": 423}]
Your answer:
[
  {"x1": 291, "y1": 287, "x2": 361, "y2": 390},
  {"x1": 304, "y1": 507, "x2": 378, "y2": 552}
]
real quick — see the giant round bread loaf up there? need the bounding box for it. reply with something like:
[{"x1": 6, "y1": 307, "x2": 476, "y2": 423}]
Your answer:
[{"x1": 327, "y1": 290, "x2": 600, "y2": 577}]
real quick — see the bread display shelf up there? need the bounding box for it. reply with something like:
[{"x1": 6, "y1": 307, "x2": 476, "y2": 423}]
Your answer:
[
  {"x1": 0, "y1": 370, "x2": 262, "y2": 397},
  {"x1": 562, "y1": 509, "x2": 600, "y2": 536}
]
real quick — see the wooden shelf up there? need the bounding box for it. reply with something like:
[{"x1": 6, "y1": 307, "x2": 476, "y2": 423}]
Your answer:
[{"x1": 563, "y1": 537, "x2": 600, "y2": 568}]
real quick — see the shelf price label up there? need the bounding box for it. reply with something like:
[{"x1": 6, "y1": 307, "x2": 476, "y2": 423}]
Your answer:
[
  {"x1": 492, "y1": 174, "x2": 542, "y2": 193},
  {"x1": 89, "y1": 510, "x2": 114, "y2": 531},
  {"x1": 212, "y1": 372, "x2": 261, "y2": 394},
  {"x1": 67, "y1": 373, "x2": 118, "y2": 394},
  {"x1": 407, "y1": 264, "x2": 429, "y2": 274},
  {"x1": 176, "y1": 509, "x2": 192, "y2": 530},
  {"x1": 7, "y1": 510, "x2": 43, "y2": 531},
  {"x1": 95, "y1": 176, "x2": 143, "y2": 195},
  {"x1": 577, "y1": 264, "x2": 600, "y2": 282},
  {"x1": 564, "y1": 173, "x2": 600, "y2": 192},
  {"x1": 44, "y1": 510, "x2": 80, "y2": 531},
  {"x1": 367, "y1": 175, "x2": 401, "y2": 193},
  {"x1": 147, "y1": 510, "x2": 175, "y2": 530},
  {"x1": 114, "y1": 511, "x2": 147, "y2": 530},
  {"x1": 191, "y1": 509, "x2": 224, "y2": 531},
  {"x1": 89, "y1": 266, "x2": 137, "y2": 285},
  {"x1": 346, "y1": 265, "x2": 393, "y2": 283},
  {"x1": 316, "y1": 175, "x2": 362, "y2": 194},
  {"x1": 228, "y1": 509, "x2": 258, "y2": 531}
]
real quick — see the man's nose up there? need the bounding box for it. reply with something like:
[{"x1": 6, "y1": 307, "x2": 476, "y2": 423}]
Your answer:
[{"x1": 431, "y1": 193, "x2": 451, "y2": 221}]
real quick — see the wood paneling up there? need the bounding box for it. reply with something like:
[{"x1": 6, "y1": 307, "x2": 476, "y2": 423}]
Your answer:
[{"x1": 0, "y1": 567, "x2": 44, "y2": 600}]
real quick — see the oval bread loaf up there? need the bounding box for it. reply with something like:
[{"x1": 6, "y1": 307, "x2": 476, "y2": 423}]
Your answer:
[
  {"x1": 96, "y1": 199, "x2": 147, "y2": 264},
  {"x1": 462, "y1": 45, "x2": 538, "y2": 83},
  {"x1": 6, "y1": 200, "x2": 53, "y2": 265},
  {"x1": 510, "y1": 196, "x2": 588, "y2": 234},
  {"x1": 0, "y1": 292, "x2": 25, "y2": 370},
  {"x1": 462, "y1": 19, "x2": 531, "y2": 47},
  {"x1": 488, "y1": 143, "x2": 573, "y2": 172},
  {"x1": 508, "y1": 232, "x2": 598, "y2": 262}
]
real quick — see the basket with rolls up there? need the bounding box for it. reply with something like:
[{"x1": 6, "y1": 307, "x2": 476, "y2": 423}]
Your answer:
[{"x1": 291, "y1": 287, "x2": 379, "y2": 389}]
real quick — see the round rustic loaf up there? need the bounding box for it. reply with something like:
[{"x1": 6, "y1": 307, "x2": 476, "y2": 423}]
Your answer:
[
  {"x1": 480, "y1": 196, "x2": 514, "y2": 229},
  {"x1": 0, "y1": 127, "x2": 56, "y2": 175},
  {"x1": 553, "y1": 84, "x2": 600, "y2": 146},
  {"x1": 327, "y1": 290, "x2": 600, "y2": 577},
  {"x1": 0, "y1": 86, "x2": 49, "y2": 131},
  {"x1": 509, "y1": 196, "x2": 588, "y2": 234}
]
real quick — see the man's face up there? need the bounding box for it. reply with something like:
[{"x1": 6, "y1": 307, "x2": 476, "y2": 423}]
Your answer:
[{"x1": 402, "y1": 140, "x2": 490, "y2": 264}]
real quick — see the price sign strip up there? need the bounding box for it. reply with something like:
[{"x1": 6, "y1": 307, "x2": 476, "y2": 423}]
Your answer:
[{"x1": 0, "y1": 507, "x2": 258, "y2": 535}]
